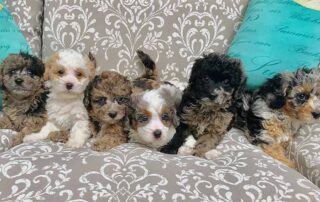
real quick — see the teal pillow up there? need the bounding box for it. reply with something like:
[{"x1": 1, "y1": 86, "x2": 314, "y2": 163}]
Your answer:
[
  {"x1": 0, "y1": 1, "x2": 31, "y2": 109},
  {"x1": 0, "y1": 1, "x2": 31, "y2": 61},
  {"x1": 228, "y1": 0, "x2": 320, "y2": 89}
]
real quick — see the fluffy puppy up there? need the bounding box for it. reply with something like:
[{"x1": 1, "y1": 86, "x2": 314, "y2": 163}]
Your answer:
[
  {"x1": 161, "y1": 53, "x2": 247, "y2": 159},
  {"x1": 23, "y1": 49, "x2": 96, "y2": 148},
  {"x1": 247, "y1": 67, "x2": 320, "y2": 168},
  {"x1": 129, "y1": 50, "x2": 182, "y2": 150},
  {"x1": 0, "y1": 53, "x2": 47, "y2": 146},
  {"x1": 83, "y1": 71, "x2": 132, "y2": 151}
]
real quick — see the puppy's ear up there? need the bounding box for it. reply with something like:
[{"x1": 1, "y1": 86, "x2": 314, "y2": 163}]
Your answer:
[
  {"x1": 84, "y1": 75, "x2": 99, "y2": 111},
  {"x1": 129, "y1": 93, "x2": 143, "y2": 130},
  {"x1": 43, "y1": 63, "x2": 51, "y2": 81},
  {"x1": 123, "y1": 108, "x2": 131, "y2": 134},
  {"x1": 160, "y1": 85, "x2": 183, "y2": 108},
  {"x1": 170, "y1": 108, "x2": 180, "y2": 127},
  {"x1": 265, "y1": 72, "x2": 293, "y2": 109},
  {"x1": 87, "y1": 52, "x2": 96, "y2": 80}
]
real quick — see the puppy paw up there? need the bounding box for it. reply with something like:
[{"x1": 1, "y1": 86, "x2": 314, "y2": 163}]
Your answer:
[
  {"x1": 91, "y1": 140, "x2": 112, "y2": 152},
  {"x1": 204, "y1": 149, "x2": 221, "y2": 160},
  {"x1": 48, "y1": 131, "x2": 69, "y2": 143},
  {"x1": 178, "y1": 145, "x2": 194, "y2": 155},
  {"x1": 65, "y1": 139, "x2": 85, "y2": 148}
]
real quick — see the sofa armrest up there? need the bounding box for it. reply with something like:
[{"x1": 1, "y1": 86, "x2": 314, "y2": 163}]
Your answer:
[
  {"x1": 0, "y1": 129, "x2": 16, "y2": 152},
  {"x1": 291, "y1": 123, "x2": 320, "y2": 187}
]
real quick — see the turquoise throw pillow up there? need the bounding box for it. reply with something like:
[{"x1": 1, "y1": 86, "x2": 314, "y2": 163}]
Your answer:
[
  {"x1": 0, "y1": 1, "x2": 31, "y2": 109},
  {"x1": 228, "y1": 0, "x2": 320, "y2": 89},
  {"x1": 0, "y1": 1, "x2": 31, "y2": 61}
]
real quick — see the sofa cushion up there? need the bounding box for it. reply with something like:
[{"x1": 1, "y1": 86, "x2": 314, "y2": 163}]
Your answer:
[
  {"x1": 291, "y1": 123, "x2": 320, "y2": 187},
  {"x1": 41, "y1": 0, "x2": 249, "y2": 83},
  {"x1": 4, "y1": 0, "x2": 44, "y2": 57},
  {"x1": 0, "y1": 129, "x2": 319, "y2": 201},
  {"x1": 227, "y1": 0, "x2": 320, "y2": 89}
]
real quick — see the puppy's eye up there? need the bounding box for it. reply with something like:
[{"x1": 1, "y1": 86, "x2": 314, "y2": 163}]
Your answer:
[
  {"x1": 222, "y1": 79, "x2": 230, "y2": 85},
  {"x1": 94, "y1": 97, "x2": 107, "y2": 106},
  {"x1": 26, "y1": 69, "x2": 33, "y2": 75},
  {"x1": 161, "y1": 113, "x2": 170, "y2": 121},
  {"x1": 202, "y1": 76, "x2": 210, "y2": 83},
  {"x1": 296, "y1": 92, "x2": 309, "y2": 103},
  {"x1": 9, "y1": 69, "x2": 17, "y2": 75},
  {"x1": 116, "y1": 96, "x2": 129, "y2": 105},
  {"x1": 137, "y1": 114, "x2": 148, "y2": 122},
  {"x1": 58, "y1": 70, "x2": 65, "y2": 76},
  {"x1": 76, "y1": 71, "x2": 83, "y2": 78}
]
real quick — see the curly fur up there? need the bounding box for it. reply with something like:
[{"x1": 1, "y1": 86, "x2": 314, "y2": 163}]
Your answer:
[
  {"x1": 83, "y1": 71, "x2": 132, "y2": 151},
  {"x1": 23, "y1": 49, "x2": 96, "y2": 148},
  {"x1": 0, "y1": 53, "x2": 47, "y2": 146},
  {"x1": 161, "y1": 53, "x2": 247, "y2": 158},
  {"x1": 129, "y1": 50, "x2": 182, "y2": 150},
  {"x1": 247, "y1": 67, "x2": 320, "y2": 168}
]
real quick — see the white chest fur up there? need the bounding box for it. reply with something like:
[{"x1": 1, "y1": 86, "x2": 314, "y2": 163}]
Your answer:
[{"x1": 46, "y1": 93, "x2": 88, "y2": 130}]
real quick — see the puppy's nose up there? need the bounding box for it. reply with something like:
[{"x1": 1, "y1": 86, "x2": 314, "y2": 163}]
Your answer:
[
  {"x1": 15, "y1": 78, "x2": 24, "y2": 85},
  {"x1": 65, "y1": 83, "x2": 73, "y2": 90},
  {"x1": 312, "y1": 112, "x2": 320, "y2": 119},
  {"x1": 108, "y1": 111, "x2": 117, "y2": 118},
  {"x1": 153, "y1": 130, "x2": 162, "y2": 139}
]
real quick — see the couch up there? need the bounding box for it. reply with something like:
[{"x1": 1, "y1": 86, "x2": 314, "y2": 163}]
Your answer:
[{"x1": 1, "y1": 0, "x2": 320, "y2": 201}]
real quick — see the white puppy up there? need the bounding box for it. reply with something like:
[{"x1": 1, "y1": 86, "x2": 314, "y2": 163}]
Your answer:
[{"x1": 23, "y1": 49, "x2": 96, "y2": 148}]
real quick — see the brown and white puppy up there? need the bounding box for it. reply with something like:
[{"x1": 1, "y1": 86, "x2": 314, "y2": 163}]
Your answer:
[
  {"x1": 129, "y1": 50, "x2": 182, "y2": 150},
  {"x1": 23, "y1": 49, "x2": 96, "y2": 148},
  {"x1": 0, "y1": 53, "x2": 47, "y2": 146},
  {"x1": 247, "y1": 67, "x2": 320, "y2": 168},
  {"x1": 83, "y1": 71, "x2": 132, "y2": 151}
]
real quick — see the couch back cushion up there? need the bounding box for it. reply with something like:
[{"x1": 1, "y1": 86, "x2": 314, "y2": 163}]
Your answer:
[
  {"x1": 42, "y1": 0, "x2": 249, "y2": 82},
  {"x1": 228, "y1": 0, "x2": 320, "y2": 89},
  {"x1": 4, "y1": 0, "x2": 44, "y2": 58}
]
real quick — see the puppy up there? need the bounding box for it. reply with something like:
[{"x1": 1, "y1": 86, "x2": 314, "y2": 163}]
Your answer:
[
  {"x1": 23, "y1": 49, "x2": 96, "y2": 148},
  {"x1": 83, "y1": 71, "x2": 132, "y2": 151},
  {"x1": 161, "y1": 53, "x2": 247, "y2": 159},
  {"x1": 129, "y1": 50, "x2": 182, "y2": 150},
  {"x1": 247, "y1": 67, "x2": 320, "y2": 168},
  {"x1": 0, "y1": 53, "x2": 47, "y2": 146}
]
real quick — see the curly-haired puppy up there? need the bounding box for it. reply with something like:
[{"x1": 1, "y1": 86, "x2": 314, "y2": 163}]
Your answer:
[
  {"x1": 129, "y1": 50, "x2": 182, "y2": 150},
  {"x1": 23, "y1": 49, "x2": 96, "y2": 148},
  {"x1": 0, "y1": 53, "x2": 47, "y2": 146},
  {"x1": 82, "y1": 71, "x2": 132, "y2": 151},
  {"x1": 247, "y1": 67, "x2": 320, "y2": 168},
  {"x1": 161, "y1": 53, "x2": 247, "y2": 159}
]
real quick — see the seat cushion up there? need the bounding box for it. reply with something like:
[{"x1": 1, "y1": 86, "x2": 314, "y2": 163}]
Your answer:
[
  {"x1": 41, "y1": 0, "x2": 249, "y2": 83},
  {"x1": 292, "y1": 123, "x2": 320, "y2": 187},
  {"x1": 0, "y1": 129, "x2": 319, "y2": 201}
]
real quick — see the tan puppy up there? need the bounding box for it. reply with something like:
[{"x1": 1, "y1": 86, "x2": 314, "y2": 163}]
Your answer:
[{"x1": 0, "y1": 53, "x2": 47, "y2": 146}]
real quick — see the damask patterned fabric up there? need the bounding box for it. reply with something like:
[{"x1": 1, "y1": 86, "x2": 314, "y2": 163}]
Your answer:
[
  {"x1": 41, "y1": 0, "x2": 249, "y2": 82},
  {"x1": 4, "y1": 0, "x2": 43, "y2": 57},
  {"x1": 0, "y1": 129, "x2": 320, "y2": 201},
  {"x1": 291, "y1": 124, "x2": 320, "y2": 187},
  {"x1": 2, "y1": 0, "x2": 320, "y2": 198}
]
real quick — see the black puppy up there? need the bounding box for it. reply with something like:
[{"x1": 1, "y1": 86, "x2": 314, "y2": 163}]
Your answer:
[{"x1": 161, "y1": 53, "x2": 247, "y2": 159}]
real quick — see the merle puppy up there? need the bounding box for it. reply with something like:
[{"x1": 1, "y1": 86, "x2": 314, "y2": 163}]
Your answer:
[
  {"x1": 247, "y1": 67, "x2": 320, "y2": 168},
  {"x1": 161, "y1": 53, "x2": 247, "y2": 159}
]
